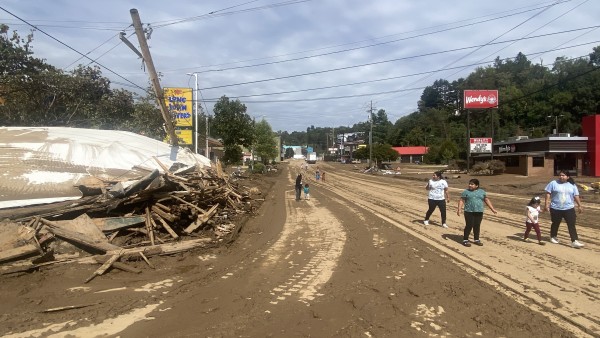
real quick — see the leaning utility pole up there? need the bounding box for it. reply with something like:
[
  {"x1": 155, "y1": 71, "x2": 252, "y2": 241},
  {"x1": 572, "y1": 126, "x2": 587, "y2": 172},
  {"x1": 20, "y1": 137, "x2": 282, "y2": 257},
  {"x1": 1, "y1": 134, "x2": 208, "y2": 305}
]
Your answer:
[{"x1": 130, "y1": 8, "x2": 178, "y2": 146}]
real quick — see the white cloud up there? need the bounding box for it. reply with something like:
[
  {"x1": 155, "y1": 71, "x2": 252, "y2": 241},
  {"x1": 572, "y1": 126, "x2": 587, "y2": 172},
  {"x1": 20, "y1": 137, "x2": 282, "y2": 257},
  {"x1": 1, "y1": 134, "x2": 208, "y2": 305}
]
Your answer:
[{"x1": 1, "y1": 0, "x2": 598, "y2": 132}]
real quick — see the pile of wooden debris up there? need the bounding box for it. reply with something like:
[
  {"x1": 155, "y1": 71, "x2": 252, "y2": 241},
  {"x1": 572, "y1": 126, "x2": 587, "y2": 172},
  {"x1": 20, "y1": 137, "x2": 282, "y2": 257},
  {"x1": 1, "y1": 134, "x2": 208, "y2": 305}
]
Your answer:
[{"x1": 0, "y1": 162, "x2": 261, "y2": 282}]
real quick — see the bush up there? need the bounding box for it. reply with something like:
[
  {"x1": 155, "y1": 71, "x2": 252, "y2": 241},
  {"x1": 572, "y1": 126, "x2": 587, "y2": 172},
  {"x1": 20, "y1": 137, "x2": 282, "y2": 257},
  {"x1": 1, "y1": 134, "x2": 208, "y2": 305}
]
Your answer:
[
  {"x1": 488, "y1": 159, "x2": 505, "y2": 175},
  {"x1": 252, "y1": 162, "x2": 265, "y2": 174},
  {"x1": 447, "y1": 159, "x2": 467, "y2": 171},
  {"x1": 471, "y1": 160, "x2": 505, "y2": 175}
]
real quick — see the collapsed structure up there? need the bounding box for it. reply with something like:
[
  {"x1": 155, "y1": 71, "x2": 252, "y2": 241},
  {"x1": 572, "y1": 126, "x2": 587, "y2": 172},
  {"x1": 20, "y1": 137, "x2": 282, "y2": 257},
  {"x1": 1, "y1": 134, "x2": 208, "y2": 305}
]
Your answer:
[{"x1": 0, "y1": 127, "x2": 260, "y2": 281}]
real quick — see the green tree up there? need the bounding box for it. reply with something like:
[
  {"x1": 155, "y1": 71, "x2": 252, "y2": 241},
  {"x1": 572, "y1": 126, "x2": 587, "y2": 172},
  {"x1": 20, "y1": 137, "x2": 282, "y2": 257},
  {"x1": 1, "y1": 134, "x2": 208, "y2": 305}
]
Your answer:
[
  {"x1": 212, "y1": 96, "x2": 254, "y2": 164},
  {"x1": 254, "y1": 118, "x2": 278, "y2": 164},
  {"x1": 284, "y1": 147, "x2": 295, "y2": 159},
  {"x1": 353, "y1": 143, "x2": 398, "y2": 163}
]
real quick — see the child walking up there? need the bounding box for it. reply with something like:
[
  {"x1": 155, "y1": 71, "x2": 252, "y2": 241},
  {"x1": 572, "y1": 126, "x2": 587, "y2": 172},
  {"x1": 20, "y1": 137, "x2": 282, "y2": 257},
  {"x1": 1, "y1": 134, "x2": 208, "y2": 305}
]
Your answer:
[
  {"x1": 457, "y1": 179, "x2": 497, "y2": 247},
  {"x1": 524, "y1": 196, "x2": 545, "y2": 245},
  {"x1": 303, "y1": 183, "x2": 310, "y2": 200}
]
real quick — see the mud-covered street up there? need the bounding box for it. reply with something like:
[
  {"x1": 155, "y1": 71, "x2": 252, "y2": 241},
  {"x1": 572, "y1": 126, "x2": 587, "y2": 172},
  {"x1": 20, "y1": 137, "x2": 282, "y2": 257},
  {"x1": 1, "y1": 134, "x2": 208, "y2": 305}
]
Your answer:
[{"x1": 1, "y1": 160, "x2": 598, "y2": 337}]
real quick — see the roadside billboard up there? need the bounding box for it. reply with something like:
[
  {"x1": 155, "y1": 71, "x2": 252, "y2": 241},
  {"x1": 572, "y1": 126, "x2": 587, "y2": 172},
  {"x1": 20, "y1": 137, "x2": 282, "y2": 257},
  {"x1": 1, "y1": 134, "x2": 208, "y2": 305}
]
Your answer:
[
  {"x1": 470, "y1": 138, "x2": 492, "y2": 153},
  {"x1": 164, "y1": 87, "x2": 193, "y2": 127},
  {"x1": 464, "y1": 90, "x2": 498, "y2": 109}
]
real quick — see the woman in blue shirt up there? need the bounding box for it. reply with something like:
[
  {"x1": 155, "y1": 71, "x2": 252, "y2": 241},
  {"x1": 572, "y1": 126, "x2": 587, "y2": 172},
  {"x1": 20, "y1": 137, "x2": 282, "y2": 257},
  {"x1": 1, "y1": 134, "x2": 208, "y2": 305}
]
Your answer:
[
  {"x1": 544, "y1": 170, "x2": 584, "y2": 248},
  {"x1": 457, "y1": 179, "x2": 497, "y2": 247}
]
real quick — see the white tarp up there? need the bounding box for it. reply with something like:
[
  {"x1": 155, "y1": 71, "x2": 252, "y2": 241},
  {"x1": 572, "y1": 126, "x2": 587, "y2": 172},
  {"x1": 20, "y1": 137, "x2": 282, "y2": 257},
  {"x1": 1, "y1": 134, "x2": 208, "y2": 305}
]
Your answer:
[{"x1": 0, "y1": 127, "x2": 211, "y2": 209}]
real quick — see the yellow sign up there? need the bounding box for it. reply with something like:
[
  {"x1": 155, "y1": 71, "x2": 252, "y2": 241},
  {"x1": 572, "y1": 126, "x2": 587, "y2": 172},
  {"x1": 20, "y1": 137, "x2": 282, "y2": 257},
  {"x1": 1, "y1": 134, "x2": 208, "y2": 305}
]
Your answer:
[
  {"x1": 164, "y1": 87, "x2": 193, "y2": 127},
  {"x1": 175, "y1": 129, "x2": 193, "y2": 145}
]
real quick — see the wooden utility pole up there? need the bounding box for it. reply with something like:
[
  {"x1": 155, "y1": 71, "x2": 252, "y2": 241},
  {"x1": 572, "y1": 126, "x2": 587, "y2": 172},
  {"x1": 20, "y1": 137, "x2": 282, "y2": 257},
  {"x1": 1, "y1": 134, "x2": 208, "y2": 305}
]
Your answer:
[{"x1": 130, "y1": 8, "x2": 178, "y2": 146}]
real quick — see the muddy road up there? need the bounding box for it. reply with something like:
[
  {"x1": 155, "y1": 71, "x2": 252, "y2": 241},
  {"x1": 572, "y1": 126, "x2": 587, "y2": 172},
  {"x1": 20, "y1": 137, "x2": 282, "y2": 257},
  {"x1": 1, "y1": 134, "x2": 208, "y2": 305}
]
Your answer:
[{"x1": 0, "y1": 161, "x2": 598, "y2": 337}]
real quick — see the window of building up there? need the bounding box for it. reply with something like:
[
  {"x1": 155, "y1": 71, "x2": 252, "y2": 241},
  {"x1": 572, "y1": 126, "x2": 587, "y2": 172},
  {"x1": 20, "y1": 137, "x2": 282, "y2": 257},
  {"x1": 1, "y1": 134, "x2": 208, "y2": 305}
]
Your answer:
[
  {"x1": 505, "y1": 156, "x2": 519, "y2": 167},
  {"x1": 532, "y1": 156, "x2": 544, "y2": 167}
]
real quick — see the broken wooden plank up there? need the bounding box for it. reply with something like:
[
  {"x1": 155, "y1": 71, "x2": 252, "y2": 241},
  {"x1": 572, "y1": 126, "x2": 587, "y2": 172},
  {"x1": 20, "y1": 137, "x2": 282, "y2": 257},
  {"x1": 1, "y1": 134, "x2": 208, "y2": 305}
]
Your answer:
[
  {"x1": 84, "y1": 250, "x2": 123, "y2": 283},
  {"x1": 184, "y1": 204, "x2": 219, "y2": 234},
  {"x1": 152, "y1": 156, "x2": 189, "y2": 182},
  {"x1": 151, "y1": 205, "x2": 177, "y2": 223},
  {"x1": 40, "y1": 218, "x2": 120, "y2": 253},
  {"x1": 92, "y1": 216, "x2": 146, "y2": 232},
  {"x1": 94, "y1": 256, "x2": 141, "y2": 274},
  {"x1": 139, "y1": 252, "x2": 155, "y2": 269},
  {"x1": 0, "y1": 244, "x2": 39, "y2": 264},
  {"x1": 55, "y1": 214, "x2": 108, "y2": 242},
  {"x1": 169, "y1": 194, "x2": 207, "y2": 214},
  {"x1": 42, "y1": 303, "x2": 97, "y2": 313},
  {"x1": 145, "y1": 207, "x2": 155, "y2": 246},
  {"x1": 154, "y1": 203, "x2": 171, "y2": 212},
  {"x1": 153, "y1": 213, "x2": 179, "y2": 240}
]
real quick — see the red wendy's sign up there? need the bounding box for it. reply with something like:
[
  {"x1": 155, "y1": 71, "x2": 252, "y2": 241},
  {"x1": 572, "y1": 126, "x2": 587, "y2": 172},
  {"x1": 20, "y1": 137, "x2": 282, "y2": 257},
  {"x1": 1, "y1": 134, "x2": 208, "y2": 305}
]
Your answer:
[{"x1": 464, "y1": 90, "x2": 499, "y2": 109}]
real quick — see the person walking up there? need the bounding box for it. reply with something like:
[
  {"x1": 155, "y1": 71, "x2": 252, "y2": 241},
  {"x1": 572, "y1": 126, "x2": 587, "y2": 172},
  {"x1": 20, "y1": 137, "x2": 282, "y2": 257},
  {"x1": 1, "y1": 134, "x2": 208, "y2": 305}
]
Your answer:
[
  {"x1": 321, "y1": 171, "x2": 326, "y2": 182},
  {"x1": 544, "y1": 170, "x2": 584, "y2": 248},
  {"x1": 457, "y1": 179, "x2": 497, "y2": 247},
  {"x1": 423, "y1": 171, "x2": 449, "y2": 228},
  {"x1": 524, "y1": 196, "x2": 545, "y2": 245},
  {"x1": 295, "y1": 173, "x2": 303, "y2": 201},
  {"x1": 315, "y1": 168, "x2": 321, "y2": 181},
  {"x1": 303, "y1": 183, "x2": 310, "y2": 200}
]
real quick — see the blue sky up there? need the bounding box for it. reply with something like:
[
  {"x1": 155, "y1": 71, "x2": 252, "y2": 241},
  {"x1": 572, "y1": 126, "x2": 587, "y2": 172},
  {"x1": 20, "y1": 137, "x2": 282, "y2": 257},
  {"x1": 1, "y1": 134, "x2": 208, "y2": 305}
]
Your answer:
[{"x1": 1, "y1": 0, "x2": 598, "y2": 132}]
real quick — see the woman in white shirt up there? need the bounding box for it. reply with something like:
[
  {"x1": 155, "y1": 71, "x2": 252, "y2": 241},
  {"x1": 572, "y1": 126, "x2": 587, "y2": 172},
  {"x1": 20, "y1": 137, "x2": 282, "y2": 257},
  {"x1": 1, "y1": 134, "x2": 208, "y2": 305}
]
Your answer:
[{"x1": 423, "y1": 171, "x2": 449, "y2": 228}]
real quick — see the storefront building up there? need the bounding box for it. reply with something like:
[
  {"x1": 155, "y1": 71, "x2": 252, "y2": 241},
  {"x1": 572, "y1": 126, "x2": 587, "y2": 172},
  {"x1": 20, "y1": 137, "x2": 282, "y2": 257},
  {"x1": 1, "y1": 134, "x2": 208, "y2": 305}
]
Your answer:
[{"x1": 474, "y1": 115, "x2": 599, "y2": 177}]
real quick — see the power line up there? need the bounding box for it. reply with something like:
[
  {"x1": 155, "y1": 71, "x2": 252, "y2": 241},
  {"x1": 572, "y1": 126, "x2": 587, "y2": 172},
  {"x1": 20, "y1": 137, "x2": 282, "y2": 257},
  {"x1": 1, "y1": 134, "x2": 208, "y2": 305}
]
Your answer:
[
  {"x1": 202, "y1": 44, "x2": 597, "y2": 102},
  {"x1": 160, "y1": 1, "x2": 575, "y2": 74},
  {"x1": 0, "y1": 6, "x2": 149, "y2": 94},
  {"x1": 199, "y1": 26, "x2": 600, "y2": 91},
  {"x1": 152, "y1": 0, "x2": 311, "y2": 28}
]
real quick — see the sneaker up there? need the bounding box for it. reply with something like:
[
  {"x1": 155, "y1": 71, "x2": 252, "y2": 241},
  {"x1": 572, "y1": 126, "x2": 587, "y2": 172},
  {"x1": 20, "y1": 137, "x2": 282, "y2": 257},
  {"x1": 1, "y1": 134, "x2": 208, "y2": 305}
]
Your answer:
[
  {"x1": 423, "y1": 220, "x2": 429, "y2": 226},
  {"x1": 550, "y1": 237, "x2": 559, "y2": 244},
  {"x1": 538, "y1": 241, "x2": 546, "y2": 246},
  {"x1": 571, "y1": 240, "x2": 584, "y2": 248},
  {"x1": 462, "y1": 240, "x2": 471, "y2": 247},
  {"x1": 441, "y1": 223, "x2": 448, "y2": 228},
  {"x1": 474, "y1": 240, "x2": 483, "y2": 246},
  {"x1": 524, "y1": 238, "x2": 531, "y2": 242}
]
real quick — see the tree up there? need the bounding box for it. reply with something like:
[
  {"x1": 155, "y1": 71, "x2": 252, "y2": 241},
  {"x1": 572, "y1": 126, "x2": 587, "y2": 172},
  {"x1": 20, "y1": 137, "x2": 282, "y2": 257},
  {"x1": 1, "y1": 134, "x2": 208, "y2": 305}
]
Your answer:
[
  {"x1": 212, "y1": 96, "x2": 254, "y2": 164},
  {"x1": 121, "y1": 95, "x2": 166, "y2": 140},
  {"x1": 254, "y1": 118, "x2": 278, "y2": 164},
  {"x1": 284, "y1": 147, "x2": 295, "y2": 159},
  {"x1": 353, "y1": 143, "x2": 398, "y2": 163}
]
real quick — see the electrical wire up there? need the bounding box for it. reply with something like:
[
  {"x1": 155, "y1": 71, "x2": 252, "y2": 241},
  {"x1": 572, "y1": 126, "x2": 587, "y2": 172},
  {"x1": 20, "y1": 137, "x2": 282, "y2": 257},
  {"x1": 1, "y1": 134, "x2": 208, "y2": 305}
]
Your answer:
[
  {"x1": 152, "y1": 0, "x2": 311, "y2": 28},
  {"x1": 63, "y1": 32, "x2": 121, "y2": 70},
  {"x1": 0, "y1": 6, "x2": 149, "y2": 94},
  {"x1": 198, "y1": 26, "x2": 600, "y2": 91},
  {"x1": 200, "y1": 44, "x2": 598, "y2": 102},
  {"x1": 161, "y1": 1, "x2": 574, "y2": 74}
]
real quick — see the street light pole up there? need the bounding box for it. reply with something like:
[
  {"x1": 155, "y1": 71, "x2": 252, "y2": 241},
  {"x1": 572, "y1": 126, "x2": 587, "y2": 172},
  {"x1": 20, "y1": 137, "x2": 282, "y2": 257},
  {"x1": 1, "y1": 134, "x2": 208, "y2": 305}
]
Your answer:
[{"x1": 186, "y1": 72, "x2": 199, "y2": 154}]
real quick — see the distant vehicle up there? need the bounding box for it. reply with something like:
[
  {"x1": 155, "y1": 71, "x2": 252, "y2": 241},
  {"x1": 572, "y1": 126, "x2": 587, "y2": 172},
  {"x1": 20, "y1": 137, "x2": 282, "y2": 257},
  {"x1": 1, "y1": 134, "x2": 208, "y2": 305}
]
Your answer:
[
  {"x1": 307, "y1": 152, "x2": 317, "y2": 164},
  {"x1": 351, "y1": 159, "x2": 361, "y2": 164}
]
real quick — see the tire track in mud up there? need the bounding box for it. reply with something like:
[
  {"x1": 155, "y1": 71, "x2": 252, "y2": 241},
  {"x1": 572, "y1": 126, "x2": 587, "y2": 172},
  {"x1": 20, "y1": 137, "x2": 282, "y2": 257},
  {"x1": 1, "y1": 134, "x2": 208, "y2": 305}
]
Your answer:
[
  {"x1": 260, "y1": 183, "x2": 346, "y2": 306},
  {"x1": 325, "y1": 170, "x2": 600, "y2": 248},
  {"x1": 217, "y1": 169, "x2": 347, "y2": 309},
  {"x1": 318, "y1": 168, "x2": 600, "y2": 337}
]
